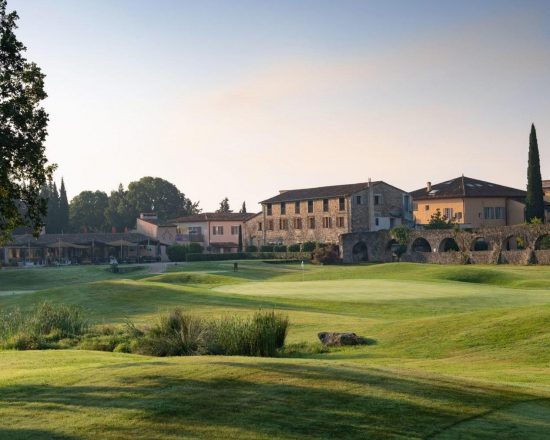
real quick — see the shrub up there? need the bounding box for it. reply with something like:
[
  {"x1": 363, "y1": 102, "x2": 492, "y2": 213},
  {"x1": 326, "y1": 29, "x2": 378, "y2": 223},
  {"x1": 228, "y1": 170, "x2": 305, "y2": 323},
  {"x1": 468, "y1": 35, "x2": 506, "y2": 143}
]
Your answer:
[
  {"x1": 302, "y1": 241, "x2": 317, "y2": 252},
  {"x1": 273, "y1": 245, "x2": 287, "y2": 252},
  {"x1": 245, "y1": 245, "x2": 258, "y2": 252},
  {"x1": 288, "y1": 243, "x2": 301, "y2": 252},
  {"x1": 166, "y1": 245, "x2": 187, "y2": 262},
  {"x1": 187, "y1": 243, "x2": 203, "y2": 254},
  {"x1": 311, "y1": 244, "x2": 340, "y2": 265},
  {"x1": 260, "y1": 245, "x2": 274, "y2": 252}
]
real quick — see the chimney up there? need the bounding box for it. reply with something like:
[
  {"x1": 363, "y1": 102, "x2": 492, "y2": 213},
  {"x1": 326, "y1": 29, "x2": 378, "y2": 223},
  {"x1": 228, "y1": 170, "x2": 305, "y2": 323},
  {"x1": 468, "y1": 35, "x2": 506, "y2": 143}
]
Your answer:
[{"x1": 426, "y1": 182, "x2": 432, "y2": 192}]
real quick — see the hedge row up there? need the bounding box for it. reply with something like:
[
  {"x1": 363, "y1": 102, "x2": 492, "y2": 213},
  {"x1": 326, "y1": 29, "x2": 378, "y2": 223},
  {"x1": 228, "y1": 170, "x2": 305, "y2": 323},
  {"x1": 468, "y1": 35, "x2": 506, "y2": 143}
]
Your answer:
[{"x1": 186, "y1": 252, "x2": 311, "y2": 262}]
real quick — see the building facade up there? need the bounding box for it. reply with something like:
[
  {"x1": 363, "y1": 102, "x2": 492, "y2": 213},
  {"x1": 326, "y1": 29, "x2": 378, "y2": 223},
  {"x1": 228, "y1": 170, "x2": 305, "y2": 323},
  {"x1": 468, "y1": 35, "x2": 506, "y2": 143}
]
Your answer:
[
  {"x1": 410, "y1": 176, "x2": 527, "y2": 228},
  {"x1": 254, "y1": 181, "x2": 412, "y2": 246},
  {"x1": 169, "y1": 212, "x2": 255, "y2": 253}
]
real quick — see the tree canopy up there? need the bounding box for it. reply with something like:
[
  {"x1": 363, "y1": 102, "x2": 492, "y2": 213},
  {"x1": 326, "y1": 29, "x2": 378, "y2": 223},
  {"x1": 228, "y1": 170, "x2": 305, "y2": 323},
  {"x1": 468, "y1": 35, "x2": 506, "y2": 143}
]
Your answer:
[
  {"x1": 0, "y1": 0, "x2": 54, "y2": 243},
  {"x1": 217, "y1": 197, "x2": 232, "y2": 213},
  {"x1": 526, "y1": 124, "x2": 545, "y2": 223},
  {"x1": 69, "y1": 190, "x2": 109, "y2": 232}
]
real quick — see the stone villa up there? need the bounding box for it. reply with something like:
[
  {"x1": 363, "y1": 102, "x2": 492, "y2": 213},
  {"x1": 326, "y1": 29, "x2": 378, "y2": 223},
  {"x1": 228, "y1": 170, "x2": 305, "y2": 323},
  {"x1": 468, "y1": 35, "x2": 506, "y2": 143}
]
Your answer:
[{"x1": 249, "y1": 180, "x2": 412, "y2": 247}]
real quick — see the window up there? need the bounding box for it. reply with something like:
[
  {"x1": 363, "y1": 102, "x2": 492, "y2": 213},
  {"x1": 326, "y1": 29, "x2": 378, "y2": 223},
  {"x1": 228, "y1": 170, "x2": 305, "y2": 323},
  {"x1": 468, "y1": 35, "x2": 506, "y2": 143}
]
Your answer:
[
  {"x1": 231, "y1": 226, "x2": 240, "y2": 235},
  {"x1": 295, "y1": 201, "x2": 300, "y2": 214},
  {"x1": 258, "y1": 222, "x2": 262, "y2": 231},
  {"x1": 267, "y1": 220, "x2": 274, "y2": 230},
  {"x1": 444, "y1": 208, "x2": 453, "y2": 219},
  {"x1": 484, "y1": 207, "x2": 495, "y2": 220},
  {"x1": 356, "y1": 195, "x2": 361, "y2": 205},
  {"x1": 412, "y1": 202, "x2": 418, "y2": 211},
  {"x1": 280, "y1": 202, "x2": 286, "y2": 215},
  {"x1": 336, "y1": 217, "x2": 345, "y2": 228},
  {"x1": 294, "y1": 218, "x2": 302, "y2": 229},
  {"x1": 374, "y1": 195, "x2": 381, "y2": 205},
  {"x1": 212, "y1": 226, "x2": 223, "y2": 235},
  {"x1": 267, "y1": 203, "x2": 272, "y2": 216},
  {"x1": 456, "y1": 212, "x2": 463, "y2": 220},
  {"x1": 323, "y1": 199, "x2": 329, "y2": 212},
  {"x1": 308, "y1": 217, "x2": 315, "y2": 229},
  {"x1": 189, "y1": 226, "x2": 202, "y2": 234},
  {"x1": 279, "y1": 219, "x2": 288, "y2": 230},
  {"x1": 495, "y1": 207, "x2": 505, "y2": 219},
  {"x1": 425, "y1": 205, "x2": 430, "y2": 211},
  {"x1": 307, "y1": 200, "x2": 313, "y2": 213},
  {"x1": 323, "y1": 217, "x2": 332, "y2": 228},
  {"x1": 339, "y1": 197, "x2": 345, "y2": 211},
  {"x1": 375, "y1": 217, "x2": 379, "y2": 226}
]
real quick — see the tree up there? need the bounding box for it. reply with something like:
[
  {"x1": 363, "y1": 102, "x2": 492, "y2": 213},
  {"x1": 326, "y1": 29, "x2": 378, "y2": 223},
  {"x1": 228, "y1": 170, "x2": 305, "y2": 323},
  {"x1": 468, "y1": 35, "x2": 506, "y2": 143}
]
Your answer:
[
  {"x1": 69, "y1": 190, "x2": 109, "y2": 232},
  {"x1": 240, "y1": 201, "x2": 247, "y2": 213},
  {"x1": 45, "y1": 181, "x2": 60, "y2": 233},
  {"x1": 104, "y1": 184, "x2": 133, "y2": 232},
  {"x1": 217, "y1": 197, "x2": 232, "y2": 213},
  {"x1": 0, "y1": 0, "x2": 54, "y2": 244},
  {"x1": 58, "y1": 178, "x2": 69, "y2": 233},
  {"x1": 526, "y1": 124, "x2": 545, "y2": 223},
  {"x1": 424, "y1": 209, "x2": 454, "y2": 230},
  {"x1": 237, "y1": 225, "x2": 243, "y2": 252}
]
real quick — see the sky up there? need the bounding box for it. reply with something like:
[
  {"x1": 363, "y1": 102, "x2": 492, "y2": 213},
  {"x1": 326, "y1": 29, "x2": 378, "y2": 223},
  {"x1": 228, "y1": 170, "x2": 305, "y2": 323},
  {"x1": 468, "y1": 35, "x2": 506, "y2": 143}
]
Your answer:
[{"x1": 9, "y1": 0, "x2": 550, "y2": 212}]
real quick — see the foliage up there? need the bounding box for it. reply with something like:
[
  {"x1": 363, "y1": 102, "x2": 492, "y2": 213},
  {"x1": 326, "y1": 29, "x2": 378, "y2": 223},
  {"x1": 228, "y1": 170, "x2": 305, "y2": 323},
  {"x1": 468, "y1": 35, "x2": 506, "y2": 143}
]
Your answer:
[
  {"x1": 217, "y1": 197, "x2": 232, "y2": 213},
  {"x1": 0, "y1": 0, "x2": 55, "y2": 244},
  {"x1": 260, "y1": 245, "x2": 274, "y2": 252},
  {"x1": 187, "y1": 242, "x2": 203, "y2": 254},
  {"x1": 58, "y1": 178, "x2": 69, "y2": 232},
  {"x1": 302, "y1": 241, "x2": 317, "y2": 252},
  {"x1": 239, "y1": 201, "x2": 247, "y2": 213},
  {"x1": 424, "y1": 209, "x2": 454, "y2": 229},
  {"x1": 238, "y1": 225, "x2": 243, "y2": 252},
  {"x1": 540, "y1": 235, "x2": 550, "y2": 250},
  {"x1": 311, "y1": 244, "x2": 340, "y2": 264},
  {"x1": 273, "y1": 245, "x2": 287, "y2": 252},
  {"x1": 0, "y1": 302, "x2": 88, "y2": 349},
  {"x1": 166, "y1": 245, "x2": 188, "y2": 262},
  {"x1": 391, "y1": 225, "x2": 411, "y2": 245},
  {"x1": 69, "y1": 190, "x2": 109, "y2": 232},
  {"x1": 185, "y1": 252, "x2": 306, "y2": 262},
  {"x1": 526, "y1": 124, "x2": 545, "y2": 223},
  {"x1": 245, "y1": 245, "x2": 258, "y2": 252},
  {"x1": 288, "y1": 243, "x2": 301, "y2": 252}
]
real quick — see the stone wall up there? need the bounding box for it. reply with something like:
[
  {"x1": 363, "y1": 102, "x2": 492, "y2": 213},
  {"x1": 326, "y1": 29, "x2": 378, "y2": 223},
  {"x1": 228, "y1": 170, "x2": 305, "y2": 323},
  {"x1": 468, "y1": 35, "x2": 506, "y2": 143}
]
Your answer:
[{"x1": 341, "y1": 224, "x2": 550, "y2": 265}]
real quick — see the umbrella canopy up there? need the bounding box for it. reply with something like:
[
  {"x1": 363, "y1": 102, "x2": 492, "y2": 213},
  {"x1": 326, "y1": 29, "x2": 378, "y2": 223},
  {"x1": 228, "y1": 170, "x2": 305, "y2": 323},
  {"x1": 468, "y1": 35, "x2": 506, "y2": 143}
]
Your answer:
[
  {"x1": 105, "y1": 240, "x2": 139, "y2": 247},
  {"x1": 46, "y1": 241, "x2": 89, "y2": 249}
]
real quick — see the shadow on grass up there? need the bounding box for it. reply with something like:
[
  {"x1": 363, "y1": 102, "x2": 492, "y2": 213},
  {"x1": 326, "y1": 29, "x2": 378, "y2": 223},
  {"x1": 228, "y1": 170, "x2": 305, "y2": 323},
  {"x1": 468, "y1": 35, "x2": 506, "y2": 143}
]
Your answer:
[
  {"x1": 0, "y1": 428, "x2": 81, "y2": 440},
  {"x1": 0, "y1": 361, "x2": 545, "y2": 439}
]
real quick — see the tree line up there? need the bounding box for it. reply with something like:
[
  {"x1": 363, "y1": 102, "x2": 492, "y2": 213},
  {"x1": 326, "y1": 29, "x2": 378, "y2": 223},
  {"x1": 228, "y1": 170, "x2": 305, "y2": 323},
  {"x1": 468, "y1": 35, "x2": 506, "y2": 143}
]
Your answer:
[{"x1": 43, "y1": 176, "x2": 199, "y2": 234}]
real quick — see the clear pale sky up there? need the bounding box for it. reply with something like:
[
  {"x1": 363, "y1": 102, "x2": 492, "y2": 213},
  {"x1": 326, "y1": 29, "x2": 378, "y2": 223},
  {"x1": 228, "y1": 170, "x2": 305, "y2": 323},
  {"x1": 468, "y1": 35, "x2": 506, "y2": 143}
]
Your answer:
[{"x1": 10, "y1": 0, "x2": 550, "y2": 212}]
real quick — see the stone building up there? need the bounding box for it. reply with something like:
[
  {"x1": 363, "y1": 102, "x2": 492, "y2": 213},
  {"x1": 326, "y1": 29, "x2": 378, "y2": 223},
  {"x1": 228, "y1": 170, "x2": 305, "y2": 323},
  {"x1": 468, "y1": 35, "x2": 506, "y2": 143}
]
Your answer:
[{"x1": 254, "y1": 181, "x2": 412, "y2": 246}]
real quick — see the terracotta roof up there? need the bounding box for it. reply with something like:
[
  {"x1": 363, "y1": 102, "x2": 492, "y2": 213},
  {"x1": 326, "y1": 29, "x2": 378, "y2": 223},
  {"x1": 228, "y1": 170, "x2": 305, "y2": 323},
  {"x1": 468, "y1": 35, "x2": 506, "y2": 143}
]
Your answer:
[
  {"x1": 410, "y1": 176, "x2": 526, "y2": 200},
  {"x1": 260, "y1": 181, "x2": 386, "y2": 203},
  {"x1": 169, "y1": 212, "x2": 256, "y2": 223},
  {"x1": 7, "y1": 232, "x2": 156, "y2": 247}
]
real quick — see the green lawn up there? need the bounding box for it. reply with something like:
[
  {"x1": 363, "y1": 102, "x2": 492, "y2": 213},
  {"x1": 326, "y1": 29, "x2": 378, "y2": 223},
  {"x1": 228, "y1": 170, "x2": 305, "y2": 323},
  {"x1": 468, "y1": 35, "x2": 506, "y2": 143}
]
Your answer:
[{"x1": 1, "y1": 262, "x2": 550, "y2": 439}]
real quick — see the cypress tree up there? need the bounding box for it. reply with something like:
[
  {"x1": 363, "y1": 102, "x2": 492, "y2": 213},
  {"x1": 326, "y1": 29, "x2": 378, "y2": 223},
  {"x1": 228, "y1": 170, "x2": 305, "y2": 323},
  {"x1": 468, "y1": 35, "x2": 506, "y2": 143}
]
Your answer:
[
  {"x1": 240, "y1": 201, "x2": 247, "y2": 213},
  {"x1": 238, "y1": 225, "x2": 243, "y2": 252},
  {"x1": 526, "y1": 124, "x2": 545, "y2": 222},
  {"x1": 59, "y1": 178, "x2": 69, "y2": 232},
  {"x1": 46, "y1": 182, "x2": 60, "y2": 233}
]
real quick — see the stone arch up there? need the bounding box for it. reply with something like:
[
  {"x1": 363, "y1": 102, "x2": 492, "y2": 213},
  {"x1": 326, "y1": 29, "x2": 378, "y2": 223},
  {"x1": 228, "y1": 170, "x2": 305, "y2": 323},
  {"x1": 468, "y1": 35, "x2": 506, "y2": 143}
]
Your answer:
[
  {"x1": 535, "y1": 234, "x2": 550, "y2": 250},
  {"x1": 471, "y1": 237, "x2": 491, "y2": 251},
  {"x1": 504, "y1": 234, "x2": 528, "y2": 251},
  {"x1": 352, "y1": 241, "x2": 369, "y2": 262},
  {"x1": 411, "y1": 237, "x2": 431, "y2": 253},
  {"x1": 439, "y1": 237, "x2": 459, "y2": 252}
]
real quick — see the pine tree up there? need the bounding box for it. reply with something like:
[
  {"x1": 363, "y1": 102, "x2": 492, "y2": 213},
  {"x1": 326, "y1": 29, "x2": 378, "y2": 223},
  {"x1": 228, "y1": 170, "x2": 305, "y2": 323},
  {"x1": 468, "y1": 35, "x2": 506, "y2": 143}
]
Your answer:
[
  {"x1": 526, "y1": 124, "x2": 545, "y2": 223},
  {"x1": 58, "y1": 178, "x2": 69, "y2": 232},
  {"x1": 239, "y1": 201, "x2": 247, "y2": 213},
  {"x1": 217, "y1": 197, "x2": 232, "y2": 213}
]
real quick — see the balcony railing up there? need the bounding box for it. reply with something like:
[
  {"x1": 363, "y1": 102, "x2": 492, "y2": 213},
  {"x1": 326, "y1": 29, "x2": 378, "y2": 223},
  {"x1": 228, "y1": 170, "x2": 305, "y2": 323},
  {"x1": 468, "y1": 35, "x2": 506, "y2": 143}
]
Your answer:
[{"x1": 176, "y1": 234, "x2": 204, "y2": 243}]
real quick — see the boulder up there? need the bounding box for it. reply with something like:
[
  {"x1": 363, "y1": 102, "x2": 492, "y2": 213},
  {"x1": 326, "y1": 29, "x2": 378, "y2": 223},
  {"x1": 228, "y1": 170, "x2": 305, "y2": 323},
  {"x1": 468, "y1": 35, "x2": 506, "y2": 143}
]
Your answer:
[{"x1": 317, "y1": 332, "x2": 369, "y2": 346}]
